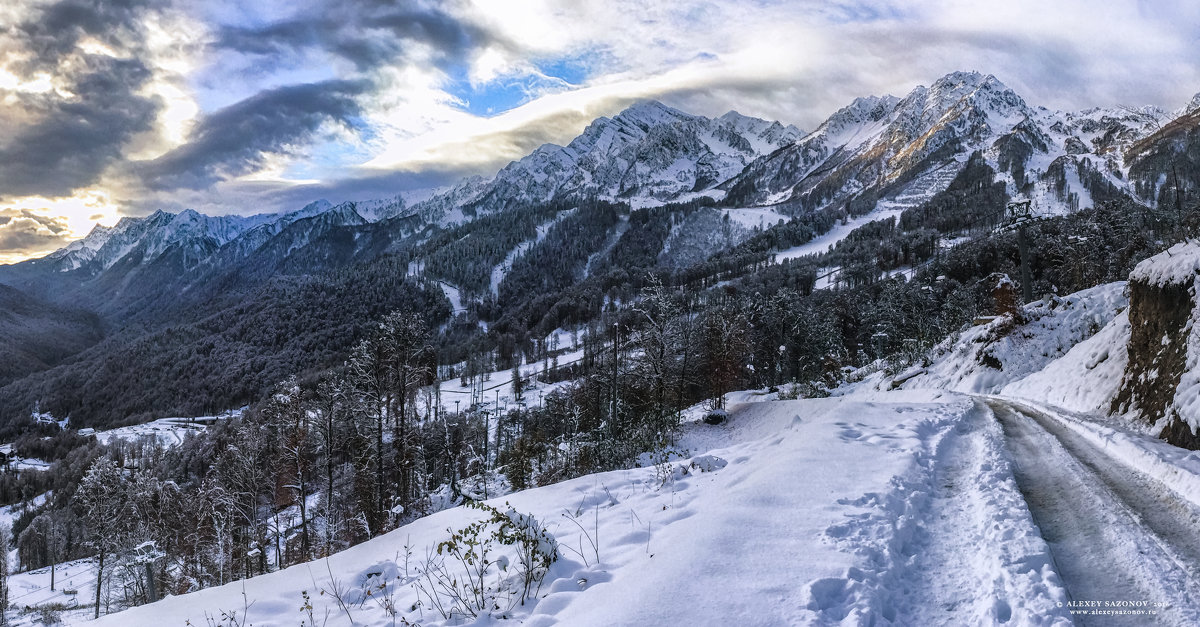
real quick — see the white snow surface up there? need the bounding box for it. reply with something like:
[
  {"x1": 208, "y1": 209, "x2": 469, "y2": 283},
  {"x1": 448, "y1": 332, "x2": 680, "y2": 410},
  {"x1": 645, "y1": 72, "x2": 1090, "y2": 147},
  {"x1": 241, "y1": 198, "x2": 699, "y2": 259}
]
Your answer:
[
  {"x1": 63, "y1": 274, "x2": 1200, "y2": 626},
  {"x1": 90, "y1": 391, "x2": 1071, "y2": 626},
  {"x1": 720, "y1": 207, "x2": 789, "y2": 230},
  {"x1": 775, "y1": 207, "x2": 906, "y2": 262},
  {"x1": 1129, "y1": 240, "x2": 1200, "y2": 287},
  {"x1": 91, "y1": 413, "x2": 234, "y2": 448},
  {"x1": 8, "y1": 557, "x2": 98, "y2": 625},
  {"x1": 884, "y1": 282, "x2": 1128, "y2": 396},
  {"x1": 1171, "y1": 273, "x2": 1200, "y2": 434}
]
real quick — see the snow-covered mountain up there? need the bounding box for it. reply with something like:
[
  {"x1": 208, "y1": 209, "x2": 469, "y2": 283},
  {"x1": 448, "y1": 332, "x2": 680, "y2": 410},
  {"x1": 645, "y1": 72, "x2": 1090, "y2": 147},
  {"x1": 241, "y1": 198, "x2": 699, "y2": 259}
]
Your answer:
[
  {"x1": 7, "y1": 71, "x2": 1200, "y2": 322},
  {"x1": 7, "y1": 101, "x2": 798, "y2": 290},
  {"x1": 1181, "y1": 91, "x2": 1200, "y2": 117},
  {"x1": 438, "y1": 100, "x2": 802, "y2": 215},
  {"x1": 725, "y1": 72, "x2": 1047, "y2": 210},
  {"x1": 37, "y1": 209, "x2": 278, "y2": 275},
  {"x1": 722, "y1": 71, "x2": 1190, "y2": 222}
]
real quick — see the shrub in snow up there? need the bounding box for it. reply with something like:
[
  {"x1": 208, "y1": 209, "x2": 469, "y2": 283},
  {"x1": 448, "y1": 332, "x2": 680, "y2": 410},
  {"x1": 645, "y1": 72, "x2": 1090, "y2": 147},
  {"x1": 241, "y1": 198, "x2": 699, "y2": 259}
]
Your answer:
[
  {"x1": 689, "y1": 454, "x2": 728, "y2": 473},
  {"x1": 778, "y1": 381, "x2": 831, "y2": 399},
  {"x1": 416, "y1": 501, "x2": 558, "y2": 619}
]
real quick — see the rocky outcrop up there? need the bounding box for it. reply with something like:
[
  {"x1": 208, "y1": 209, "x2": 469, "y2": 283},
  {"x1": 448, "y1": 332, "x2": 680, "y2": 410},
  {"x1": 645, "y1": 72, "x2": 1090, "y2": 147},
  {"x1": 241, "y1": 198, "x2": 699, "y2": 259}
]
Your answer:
[{"x1": 1111, "y1": 242, "x2": 1200, "y2": 449}]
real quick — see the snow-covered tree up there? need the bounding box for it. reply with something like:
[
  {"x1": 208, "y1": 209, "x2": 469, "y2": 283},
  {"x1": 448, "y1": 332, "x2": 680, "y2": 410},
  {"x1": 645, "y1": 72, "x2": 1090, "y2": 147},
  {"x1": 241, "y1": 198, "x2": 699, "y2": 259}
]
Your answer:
[
  {"x1": 0, "y1": 522, "x2": 9, "y2": 626},
  {"x1": 73, "y1": 457, "x2": 129, "y2": 618}
]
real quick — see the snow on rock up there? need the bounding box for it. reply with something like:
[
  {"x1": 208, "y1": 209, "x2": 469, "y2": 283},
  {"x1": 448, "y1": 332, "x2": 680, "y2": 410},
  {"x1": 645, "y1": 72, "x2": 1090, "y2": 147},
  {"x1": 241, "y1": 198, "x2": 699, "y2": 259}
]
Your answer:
[
  {"x1": 1129, "y1": 240, "x2": 1200, "y2": 287},
  {"x1": 90, "y1": 392, "x2": 1069, "y2": 626},
  {"x1": 1170, "y1": 275, "x2": 1200, "y2": 439},
  {"x1": 1114, "y1": 242, "x2": 1200, "y2": 447}
]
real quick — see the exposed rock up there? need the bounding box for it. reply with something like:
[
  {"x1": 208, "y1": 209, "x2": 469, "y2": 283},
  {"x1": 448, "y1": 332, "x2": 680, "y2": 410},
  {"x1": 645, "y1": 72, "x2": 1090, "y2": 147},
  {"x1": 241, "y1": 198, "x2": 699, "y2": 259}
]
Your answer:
[{"x1": 1112, "y1": 243, "x2": 1200, "y2": 448}]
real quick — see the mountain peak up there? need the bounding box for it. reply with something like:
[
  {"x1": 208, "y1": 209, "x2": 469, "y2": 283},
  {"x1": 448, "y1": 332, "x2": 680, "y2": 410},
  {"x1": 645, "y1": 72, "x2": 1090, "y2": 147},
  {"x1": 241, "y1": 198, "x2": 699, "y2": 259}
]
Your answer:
[
  {"x1": 612, "y1": 100, "x2": 692, "y2": 128},
  {"x1": 718, "y1": 110, "x2": 758, "y2": 125},
  {"x1": 931, "y1": 70, "x2": 996, "y2": 90},
  {"x1": 173, "y1": 208, "x2": 202, "y2": 223},
  {"x1": 1187, "y1": 91, "x2": 1200, "y2": 115}
]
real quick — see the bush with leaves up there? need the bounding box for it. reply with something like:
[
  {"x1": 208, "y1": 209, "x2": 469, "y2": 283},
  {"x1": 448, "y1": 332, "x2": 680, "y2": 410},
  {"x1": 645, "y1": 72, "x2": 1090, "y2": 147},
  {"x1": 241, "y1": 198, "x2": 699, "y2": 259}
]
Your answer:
[{"x1": 416, "y1": 501, "x2": 558, "y2": 619}]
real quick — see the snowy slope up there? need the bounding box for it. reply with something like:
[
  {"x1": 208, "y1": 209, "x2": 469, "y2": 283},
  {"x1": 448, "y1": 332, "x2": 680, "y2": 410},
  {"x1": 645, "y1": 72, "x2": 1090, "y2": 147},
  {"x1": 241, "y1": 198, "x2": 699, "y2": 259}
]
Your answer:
[
  {"x1": 886, "y1": 282, "x2": 1128, "y2": 395},
  {"x1": 91, "y1": 393, "x2": 1070, "y2": 626},
  {"x1": 728, "y1": 72, "x2": 1035, "y2": 208},
  {"x1": 1002, "y1": 308, "x2": 1131, "y2": 414}
]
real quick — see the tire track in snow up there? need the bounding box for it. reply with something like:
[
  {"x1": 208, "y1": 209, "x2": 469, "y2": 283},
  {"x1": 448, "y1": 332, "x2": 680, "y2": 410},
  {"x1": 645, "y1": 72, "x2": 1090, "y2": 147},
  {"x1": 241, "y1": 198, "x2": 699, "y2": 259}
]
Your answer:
[{"x1": 993, "y1": 400, "x2": 1200, "y2": 626}]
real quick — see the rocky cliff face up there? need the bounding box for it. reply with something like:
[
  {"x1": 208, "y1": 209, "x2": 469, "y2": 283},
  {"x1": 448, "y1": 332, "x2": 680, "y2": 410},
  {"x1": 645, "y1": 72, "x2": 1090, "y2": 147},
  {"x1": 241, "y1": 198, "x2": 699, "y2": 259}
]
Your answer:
[{"x1": 1111, "y1": 242, "x2": 1200, "y2": 449}]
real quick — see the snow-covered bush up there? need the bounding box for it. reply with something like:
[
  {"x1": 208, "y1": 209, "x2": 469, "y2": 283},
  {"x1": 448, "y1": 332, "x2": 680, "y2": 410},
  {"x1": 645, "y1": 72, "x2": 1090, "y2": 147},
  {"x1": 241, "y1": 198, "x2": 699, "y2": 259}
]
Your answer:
[{"x1": 416, "y1": 501, "x2": 559, "y2": 619}]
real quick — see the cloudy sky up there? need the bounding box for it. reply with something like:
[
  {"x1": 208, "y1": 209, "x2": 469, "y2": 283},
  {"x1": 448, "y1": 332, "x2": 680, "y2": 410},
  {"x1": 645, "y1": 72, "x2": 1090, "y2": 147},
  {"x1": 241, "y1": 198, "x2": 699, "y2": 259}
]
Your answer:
[{"x1": 0, "y1": 0, "x2": 1198, "y2": 263}]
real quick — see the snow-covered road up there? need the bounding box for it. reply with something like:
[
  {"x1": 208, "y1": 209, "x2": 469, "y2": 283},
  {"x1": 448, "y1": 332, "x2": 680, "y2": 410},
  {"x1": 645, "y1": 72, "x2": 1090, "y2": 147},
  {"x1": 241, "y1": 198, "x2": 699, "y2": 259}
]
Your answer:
[
  {"x1": 992, "y1": 400, "x2": 1200, "y2": 626},
  {"x1": 898, "y1": 400, "x2": 1066, "y2": 625}
]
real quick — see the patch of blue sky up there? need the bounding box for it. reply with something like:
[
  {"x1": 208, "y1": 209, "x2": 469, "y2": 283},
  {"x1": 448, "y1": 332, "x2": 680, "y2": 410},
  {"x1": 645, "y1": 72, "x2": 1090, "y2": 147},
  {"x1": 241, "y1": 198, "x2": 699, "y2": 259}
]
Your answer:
[
  {"x1": 444, "y1": 52, "x2": 600, "y2": 117},
  {"x1": 818, "y1": 1, "x2": 912, "y2": 25},
  {"x1": 281, "y1": 129, "x2": 374, "y2": 182}
]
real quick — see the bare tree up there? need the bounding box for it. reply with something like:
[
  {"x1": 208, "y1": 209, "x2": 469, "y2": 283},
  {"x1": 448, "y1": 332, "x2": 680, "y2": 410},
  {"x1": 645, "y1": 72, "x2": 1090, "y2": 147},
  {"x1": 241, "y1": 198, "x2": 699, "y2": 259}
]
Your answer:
[
  {"x1": 702, "y1": 306, "x2": 749, "y2": 410},
  {"x1": 632, "y1": 279, "x2": 685, "y2": 443},
  {"x1": 262, "y1": 379, "x2": 316, "y2": 565},
  {"x1": 214, "y1": 420, "x2": 274, "y2": 578}
]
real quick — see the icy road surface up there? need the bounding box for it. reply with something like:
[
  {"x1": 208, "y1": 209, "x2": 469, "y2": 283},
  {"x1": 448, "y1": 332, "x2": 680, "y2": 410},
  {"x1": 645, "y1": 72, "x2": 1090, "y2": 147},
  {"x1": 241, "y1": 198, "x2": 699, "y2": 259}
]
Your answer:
[{"x1": 993, "y1": 400, "x2": 1200, "y2": 626}]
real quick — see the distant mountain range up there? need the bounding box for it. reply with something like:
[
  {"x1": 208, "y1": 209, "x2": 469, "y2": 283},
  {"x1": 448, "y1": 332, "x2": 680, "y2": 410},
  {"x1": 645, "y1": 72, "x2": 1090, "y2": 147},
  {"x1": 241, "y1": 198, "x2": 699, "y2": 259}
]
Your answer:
[{"x1": 1, "y1": 69, "x2": 1198, "y2": 429}]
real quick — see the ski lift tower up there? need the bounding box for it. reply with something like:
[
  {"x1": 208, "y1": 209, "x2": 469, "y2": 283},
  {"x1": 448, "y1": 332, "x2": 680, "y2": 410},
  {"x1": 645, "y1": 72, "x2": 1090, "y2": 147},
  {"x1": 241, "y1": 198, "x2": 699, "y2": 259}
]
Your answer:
[{"x1": 1000, "y1": 199, "x2": 1040, "y2": 304}]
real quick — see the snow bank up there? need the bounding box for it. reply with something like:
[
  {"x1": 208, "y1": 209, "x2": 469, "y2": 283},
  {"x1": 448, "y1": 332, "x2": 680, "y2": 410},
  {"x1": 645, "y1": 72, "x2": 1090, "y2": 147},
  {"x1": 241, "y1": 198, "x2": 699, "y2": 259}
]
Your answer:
[
  {"x1": 1170, "y1": 275, "x2": 1200, "y2": 437},
  {"x1": 1129, "y1": 240, "x2": 1200, "y2": 287},
  {"x1": 1002, "y1": 309, "x2": 1131, "y2": 413}
]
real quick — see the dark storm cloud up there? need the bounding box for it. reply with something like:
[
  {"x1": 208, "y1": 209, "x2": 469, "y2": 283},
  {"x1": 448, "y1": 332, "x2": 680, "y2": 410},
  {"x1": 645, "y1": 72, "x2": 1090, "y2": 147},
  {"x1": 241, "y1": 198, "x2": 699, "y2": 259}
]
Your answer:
[
  {"x1": 0, "y1": 0, "x2": 496, "y2": 201},
  {"x1": 11, "y1": 0, "x2": 160, "y2": 72},
  {"x1": 137, "y1": 79, "x2": 370, "y2": 190},
  {"x1": 214, "y1": 0, "x2": 493, "y2": 71},
  {"x1": 0, "y1": 56, "x2": 160, "y2": 198},
  {"x1": 0, "y1": 210, "x2": 72, "y2": 255},
  {"x1": 0, "y1": 0, "x2": 163, "y2": 199}
]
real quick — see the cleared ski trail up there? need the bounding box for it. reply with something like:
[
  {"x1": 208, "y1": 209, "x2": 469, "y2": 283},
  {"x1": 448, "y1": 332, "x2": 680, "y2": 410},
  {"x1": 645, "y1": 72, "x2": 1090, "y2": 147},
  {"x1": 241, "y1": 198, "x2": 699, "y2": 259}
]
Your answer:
[{"x1": 992, "y1": 400, "x2": 1200, "y2": 626}]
